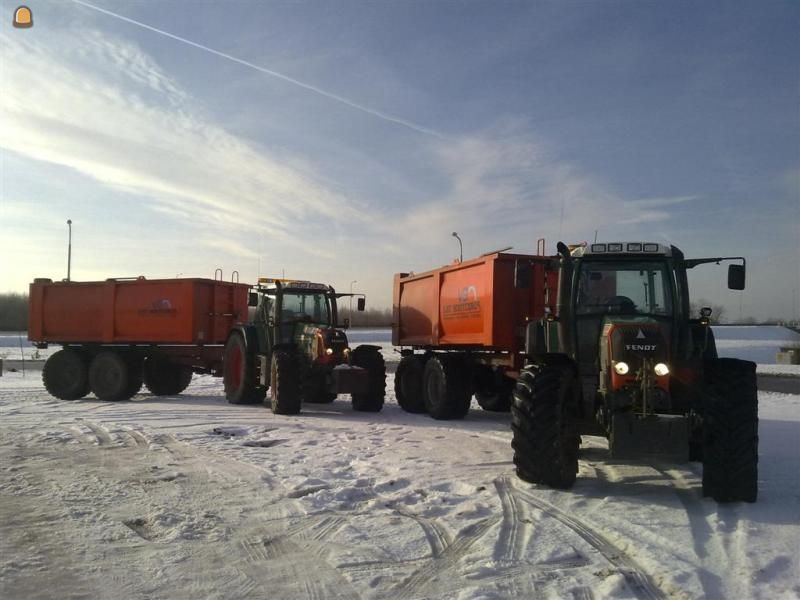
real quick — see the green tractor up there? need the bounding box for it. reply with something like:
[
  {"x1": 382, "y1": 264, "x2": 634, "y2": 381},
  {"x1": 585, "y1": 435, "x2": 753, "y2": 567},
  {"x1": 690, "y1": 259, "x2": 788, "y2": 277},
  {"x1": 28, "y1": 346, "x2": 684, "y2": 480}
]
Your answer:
[
  {"x1": 223, "y1": 278, "x2": 385, "y2": 414},
  {"x1": 512, "y1": 242, "x2": 758, "y2": 502}
]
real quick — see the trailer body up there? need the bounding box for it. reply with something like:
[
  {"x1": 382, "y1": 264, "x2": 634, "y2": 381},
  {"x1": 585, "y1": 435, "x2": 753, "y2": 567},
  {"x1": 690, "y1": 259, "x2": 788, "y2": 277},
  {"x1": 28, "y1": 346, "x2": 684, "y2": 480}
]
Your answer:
[
  {"x1": 392, "y1": 251, "x2": 557, "y2": 417},
  {"x1": 393, "y1": 252, "x2": 557, "y2": 353},
  {"x1": 29, "y1": 277, "x2": 249, "y2": 346}
]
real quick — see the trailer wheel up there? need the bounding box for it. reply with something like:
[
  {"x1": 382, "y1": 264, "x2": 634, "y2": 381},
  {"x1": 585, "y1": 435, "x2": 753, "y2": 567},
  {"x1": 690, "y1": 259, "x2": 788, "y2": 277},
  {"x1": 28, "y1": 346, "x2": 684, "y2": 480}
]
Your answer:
[
  {"x1": 395, "y1": 355, "x2": 426, "y2": 413},
  {"x1": 423, "y1": 355, "x2": 471, "y2": 420},
  {"x1": 702, "y1": 358, "x2": 758, "y2": 503},
  {"x1": 474, "y1": 367, "x2": 513, "y2": 412},
  {"x1": 351, "y1": 346, "x2": 386, "y2": 412},
  {"x1": 143, "y1": 357, "x2": 193, "y2": 396},
  {"x1": 42, "y1": 349, "x2": 90, "y2": 400},
  {"x1": 511, "y1": 362, "x2": 579, "y2": 489},
  {"x1": 224, "y1": 334, "x2": 266, "y2": 404},
  {"x1": 126, "y1": 355, "x2": 144, "y2": 399},
  {"x1": 270, "y1": 350, "x2": 301, "y2": 415},
  {"x1": 89, "y1": 351, "x2": 135, "y2": 401}
]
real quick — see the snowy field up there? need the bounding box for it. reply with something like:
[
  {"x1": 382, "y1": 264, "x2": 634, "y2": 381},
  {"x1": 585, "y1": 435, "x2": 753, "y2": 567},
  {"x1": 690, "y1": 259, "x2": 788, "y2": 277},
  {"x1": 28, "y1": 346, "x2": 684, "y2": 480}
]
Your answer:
[
  {"x1": 1, "y1": 327, "x2": 799, "y2": 598},
  {"x1": 2, "y1": 371, "x2": 800, "y2": 597}
]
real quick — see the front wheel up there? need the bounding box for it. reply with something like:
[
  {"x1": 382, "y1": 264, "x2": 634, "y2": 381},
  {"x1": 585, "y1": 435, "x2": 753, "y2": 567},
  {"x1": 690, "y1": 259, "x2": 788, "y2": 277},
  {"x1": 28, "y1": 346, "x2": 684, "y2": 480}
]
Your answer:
[
  {"x1": 511, "y1": 362, "x2": 579, "y2": 489},
  {"x1": 351, "y1": 346, "x2": 385, "y2": 412},
  {"x1": 270, "y1": 350, "x2": 301, "y2": 415},
  {"x1": 702, "y1": 358, "x2": 758, "y2": 503}
]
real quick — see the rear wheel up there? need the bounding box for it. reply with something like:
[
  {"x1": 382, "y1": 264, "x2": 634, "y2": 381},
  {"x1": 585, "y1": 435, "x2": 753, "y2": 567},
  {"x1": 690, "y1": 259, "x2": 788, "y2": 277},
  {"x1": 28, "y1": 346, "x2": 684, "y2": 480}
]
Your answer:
[
  {"x1": 270, "y1": 350, "x2": 301, "y2": 415},
  {"x1": 89, "y1": 351, "x2": 135, "y2": 401},
  {"x1": 423, "y1": 355, "x2": 471, "y2": 420},
  {"x1": 143, "y1": 356, "x2": 193, "y2": 396},
  {"x1": 702, "y1": 358, "x2": 758, "y2": 503},
  {"x1": 511, "y1": 362, "x2": 579, "y2": 489},
  {"x1": 42, "y1": 349, "x2": 89, "y2": 400},
  {"x1": 224, "y1": 334, "x2": 265, "y2": 404},
  {"x1": 395, "y1": 355, "x2": 426, "y2": 413},
  {"x1": 351, "y1": 346, "x2": 385, "y2": 412}
]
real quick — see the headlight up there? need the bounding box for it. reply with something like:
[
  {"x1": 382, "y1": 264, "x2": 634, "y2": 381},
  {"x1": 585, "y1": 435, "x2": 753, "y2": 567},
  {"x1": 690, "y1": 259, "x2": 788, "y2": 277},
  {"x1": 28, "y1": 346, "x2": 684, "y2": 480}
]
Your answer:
[
  {"x1": 325, "y1": 348, "x2": 334, "y2": 355},
  {"x1": 613, "y1": 362, "x2": 629, "y2": 375},
  {"x1": 654, "y1": 363, "x2": 670, "y2": 376}
]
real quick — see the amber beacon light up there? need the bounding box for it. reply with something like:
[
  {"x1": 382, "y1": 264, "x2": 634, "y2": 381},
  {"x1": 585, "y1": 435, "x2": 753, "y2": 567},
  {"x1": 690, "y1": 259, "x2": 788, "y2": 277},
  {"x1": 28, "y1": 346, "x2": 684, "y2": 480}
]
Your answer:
[{"x1": 13, "y1": 5, "x2": 33, "y2": 28}]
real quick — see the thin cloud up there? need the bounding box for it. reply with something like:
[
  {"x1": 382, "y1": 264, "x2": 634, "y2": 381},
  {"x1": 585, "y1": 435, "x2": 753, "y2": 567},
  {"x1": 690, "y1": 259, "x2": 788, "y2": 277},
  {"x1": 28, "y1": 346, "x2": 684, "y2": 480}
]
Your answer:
[
  {"x1": 69, "y1": 0, "x2": 443, "y2": 138},
  {"x1": 0, "y1": 28, "x2": 368, "y2": 255}
]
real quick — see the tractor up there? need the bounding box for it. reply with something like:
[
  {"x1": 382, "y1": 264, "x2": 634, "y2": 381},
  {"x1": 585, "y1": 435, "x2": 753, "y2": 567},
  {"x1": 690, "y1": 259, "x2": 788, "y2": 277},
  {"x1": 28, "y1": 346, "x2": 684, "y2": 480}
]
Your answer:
[
  {"x1": 223, "y1": 278, "x2": 386, "y2": 414},
  {"x1": 512, "y1": 242, "x2": 758, "y2": 502}
]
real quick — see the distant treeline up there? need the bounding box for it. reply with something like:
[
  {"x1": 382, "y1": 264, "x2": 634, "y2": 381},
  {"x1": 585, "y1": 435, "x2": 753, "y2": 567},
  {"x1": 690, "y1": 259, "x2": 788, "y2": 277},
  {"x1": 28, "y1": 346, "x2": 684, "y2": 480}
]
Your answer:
[
  {"x1": 338, "y1": 307, "x2": 392, "y2": 328},
  {"x1": 0, "y1": 293, "x2": 28, "y2": 331}
]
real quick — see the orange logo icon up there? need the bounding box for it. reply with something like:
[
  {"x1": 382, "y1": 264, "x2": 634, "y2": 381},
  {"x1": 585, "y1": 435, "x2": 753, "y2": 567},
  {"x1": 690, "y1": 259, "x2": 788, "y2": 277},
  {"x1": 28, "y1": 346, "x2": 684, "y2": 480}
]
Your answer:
[{"x1": 13, "y1": 5, "x2": 33, "y2": 28}]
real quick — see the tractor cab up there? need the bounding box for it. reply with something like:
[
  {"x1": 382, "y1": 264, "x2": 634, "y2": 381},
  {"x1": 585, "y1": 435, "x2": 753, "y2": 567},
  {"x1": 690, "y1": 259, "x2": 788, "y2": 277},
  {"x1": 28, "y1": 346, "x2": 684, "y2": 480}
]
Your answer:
[
  {"x1": 223, "y1": 277, "x2": 384, "y2": 415},
  {"x1": 516, "y1": 240, "x2": 757, "y2": 502},
  {"x1": 252, "y1": 278, "x2": 359, "y2": 360}
]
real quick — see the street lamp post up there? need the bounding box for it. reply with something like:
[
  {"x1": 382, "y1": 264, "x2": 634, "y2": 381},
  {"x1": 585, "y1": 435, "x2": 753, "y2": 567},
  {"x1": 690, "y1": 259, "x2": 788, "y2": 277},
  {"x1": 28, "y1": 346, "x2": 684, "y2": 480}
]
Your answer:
[
  {"x1": 452, "y1": 232, "x2": 462, "y2": 263},
  {"x1": 67, "y1": 219, "x2": 72, "y2": 282}
]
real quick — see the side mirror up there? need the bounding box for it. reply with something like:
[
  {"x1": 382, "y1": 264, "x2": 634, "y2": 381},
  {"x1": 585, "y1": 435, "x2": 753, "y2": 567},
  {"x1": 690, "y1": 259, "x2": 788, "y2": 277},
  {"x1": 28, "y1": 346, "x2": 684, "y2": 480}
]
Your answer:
[
  {"x1": 357, "y1": 297, "x2": 365, "y2": 312},
  {"x1": 343, "y1": 317, "x2": 350, "y2": 329},
  {"x1": 248, "y1": 292, "x2": 259, "y2": 307},
  {"x1": 728, "y1": 264, "x2": 745, "y2": 290},
  {"x1": 514, "y1": 260, "x2": 531, "y2": 289}
]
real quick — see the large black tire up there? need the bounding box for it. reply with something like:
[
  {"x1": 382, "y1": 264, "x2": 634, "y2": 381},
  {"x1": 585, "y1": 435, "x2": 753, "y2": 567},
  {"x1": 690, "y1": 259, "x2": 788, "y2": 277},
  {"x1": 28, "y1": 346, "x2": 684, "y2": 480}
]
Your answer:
[
  {"x1": 89, "y1": 351, "x2": 136, "y2": 401},
  {"x1": 270, "y1": 350, "x2": 301, "y2": 415},
  {"x1": 351, "y1": 346, "x2": 386, "y2": 412},
  {"x1": 511, "y1": 362, "x2": 579, "y2": 489},
  {"x1": 423, "y1": 355, "x2": 471, "y2": 420},
  {"x1": 42, "y1": 349, "x2": 90, "y2": 400},
  {"x1": 125, "y1": 355, "x2": 144, "y2": 399},
  {"x1": 702, "y1": 358, "x2": 758, "y2": 503},
  {"x1": 224, "y1": 334, "x2": 266, "y2": 404},
  {"x1": 395, "y1": 355, "x2": 426, "y2": 413},
  {"x1": 143, "y1": 356, "x2": 193, "y2": 396},
  {"x1": 474, "y1": 366, "x2": 513, "y2": 412}
]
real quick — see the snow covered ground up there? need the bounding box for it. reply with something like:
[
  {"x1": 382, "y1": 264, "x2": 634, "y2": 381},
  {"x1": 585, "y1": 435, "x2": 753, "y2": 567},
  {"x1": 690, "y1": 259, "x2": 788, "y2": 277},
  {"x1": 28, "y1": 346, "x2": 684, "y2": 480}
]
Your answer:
[{"x1": 2, "y1": 361, "x2": 799, "y2": 599}]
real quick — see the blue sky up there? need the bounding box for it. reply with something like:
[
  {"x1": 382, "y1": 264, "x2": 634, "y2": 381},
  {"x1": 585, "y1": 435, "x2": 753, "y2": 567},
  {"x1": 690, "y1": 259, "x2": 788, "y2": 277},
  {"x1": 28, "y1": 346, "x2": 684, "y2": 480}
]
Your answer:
[{"x1": 1, "y1": 0, "x2": 798, "y2": 319}]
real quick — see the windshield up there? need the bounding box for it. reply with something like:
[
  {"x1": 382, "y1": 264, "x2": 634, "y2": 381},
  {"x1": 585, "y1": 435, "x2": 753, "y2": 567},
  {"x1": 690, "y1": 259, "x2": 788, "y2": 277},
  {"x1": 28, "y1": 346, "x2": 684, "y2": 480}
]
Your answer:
[
  {"x1": 281, "y1": 292, "x2": 331, "y2": 325},
  {"x1": 575, "y1": 261, "x2": 673, "y2": 316}
]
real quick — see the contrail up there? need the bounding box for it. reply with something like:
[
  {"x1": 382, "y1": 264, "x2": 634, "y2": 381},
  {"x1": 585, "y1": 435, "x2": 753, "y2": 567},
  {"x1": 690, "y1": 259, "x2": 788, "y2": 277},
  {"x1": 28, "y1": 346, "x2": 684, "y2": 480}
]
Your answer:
[{"x1": 70, "y1": 0, "x2": 442, "y2": 138}]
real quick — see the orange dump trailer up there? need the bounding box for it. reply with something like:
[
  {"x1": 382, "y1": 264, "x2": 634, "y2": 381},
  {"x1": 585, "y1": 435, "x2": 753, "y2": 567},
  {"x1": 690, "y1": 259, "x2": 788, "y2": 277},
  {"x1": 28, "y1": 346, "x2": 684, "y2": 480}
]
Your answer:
[
  {"x1": 28, "y1": 277, "x2": 250, "y2": 402},
  {"x1": 29, "y1": 277, "x2": 249, "y2": 345},
  {"x1": 392, "y1": 251, "x2": 557, "y2": 419}
]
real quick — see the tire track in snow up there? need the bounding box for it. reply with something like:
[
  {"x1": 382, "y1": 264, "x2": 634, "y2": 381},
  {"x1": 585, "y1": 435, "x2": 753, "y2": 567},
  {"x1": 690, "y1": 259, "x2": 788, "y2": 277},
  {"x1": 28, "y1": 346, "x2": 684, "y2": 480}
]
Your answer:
[
  {"x1": 80, "y1": 420, "x2": 113, "y2": 446},
  {"x1": 391, "y1": 515, "x2": 501, "y2": 600},
  {"x1": 389, "y1": 504, "x2": 451, "y2": 558},
  {"x1": 659, "y1": 467, "x2": 752, "y2": 599},
  {"x1": 506, "y1": 476, "x2": 667, "y2": 600},
  {"x1": 494, "y1": 476, "x2": 532, "y2": 562}
]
